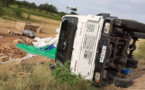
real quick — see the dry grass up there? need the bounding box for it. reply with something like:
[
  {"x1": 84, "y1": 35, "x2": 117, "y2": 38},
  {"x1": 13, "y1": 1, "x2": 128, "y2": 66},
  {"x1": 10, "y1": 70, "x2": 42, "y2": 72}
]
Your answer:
[
  {"x1": 134, "y1": 39, "x2": 145, "y2": 54},
  {"x1": 30, "y1": 15, "x2": 60, "y2": 38},
  {"x1": 0, "y1": 62, "x2": 56, "y2": 90},
  {"x1": 0, "y1": 18, "x2": 16, "y2": 34},
  {"x1": 134, "y1": 40, "x2": 145, "y2": 60},
  {"x1": 0, "y1": 61, "x2": 94, "y2": 90},
  {"x1": 0, "y1": 14, "x2": 60, "y2": 38}
]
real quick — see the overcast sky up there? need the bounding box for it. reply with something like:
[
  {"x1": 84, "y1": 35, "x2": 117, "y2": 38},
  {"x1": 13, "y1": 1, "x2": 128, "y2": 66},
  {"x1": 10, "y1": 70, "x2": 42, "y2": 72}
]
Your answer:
[{"x1": 22, "y1": 0, "x2": 145, "y2": 23}]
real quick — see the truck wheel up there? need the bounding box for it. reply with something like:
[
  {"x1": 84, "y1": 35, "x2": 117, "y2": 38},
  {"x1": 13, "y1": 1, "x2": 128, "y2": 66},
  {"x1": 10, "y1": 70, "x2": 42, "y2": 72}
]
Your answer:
[
  {"x1": 108, "y1": 73, "x2": 133, "y2": 88},
  {"x1": 126, "y1": 64, "x2": 137, "y2": 69},
  {"x1": 127, "y1": 58, "x2": 138, "y2": 65}
]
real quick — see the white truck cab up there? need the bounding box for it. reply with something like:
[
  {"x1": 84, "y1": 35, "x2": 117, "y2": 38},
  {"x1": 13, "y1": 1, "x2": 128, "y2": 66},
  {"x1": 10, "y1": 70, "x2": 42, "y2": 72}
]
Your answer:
[
  {"x1": 69, "y1": 15, "x2": 104, "y2": 80},
  {"x1": 55, "y1": 13, "x2": 145, "y2": 87}
]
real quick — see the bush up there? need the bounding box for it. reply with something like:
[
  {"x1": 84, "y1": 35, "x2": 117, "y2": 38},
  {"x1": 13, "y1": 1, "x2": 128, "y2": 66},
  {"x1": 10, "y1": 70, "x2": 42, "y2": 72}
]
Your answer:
[
  {"x1": 0, "y1": 7, "x2": 4, "y2": 16},
  {"x1": 51, "y1": 61, "x2": 93, "y2": 89},
  {"x1": 0, "y1": 61, "x2": 93, "y2": 90},
  {"x1": 13, "y1": 8, "x2": 22, "y2": 18},
  {"x1": 0, "y1": 3, "x2": 4, "y2": 16},
  {"x1": 51, "y1": 61, "x2": 81, "y2": 86}
]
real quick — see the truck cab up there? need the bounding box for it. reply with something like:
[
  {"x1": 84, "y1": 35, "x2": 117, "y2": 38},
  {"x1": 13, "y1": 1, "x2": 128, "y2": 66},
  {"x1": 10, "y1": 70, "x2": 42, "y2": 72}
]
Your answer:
[{"x1": 55, "y1": 13, "x2": 145, "y2": 87}]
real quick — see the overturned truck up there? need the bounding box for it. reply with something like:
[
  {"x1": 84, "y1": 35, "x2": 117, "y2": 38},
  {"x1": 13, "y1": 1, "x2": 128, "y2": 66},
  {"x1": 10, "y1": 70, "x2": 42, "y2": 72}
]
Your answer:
[{"x1": 55, "y1": 13, "x2": 145, "y2": 87}]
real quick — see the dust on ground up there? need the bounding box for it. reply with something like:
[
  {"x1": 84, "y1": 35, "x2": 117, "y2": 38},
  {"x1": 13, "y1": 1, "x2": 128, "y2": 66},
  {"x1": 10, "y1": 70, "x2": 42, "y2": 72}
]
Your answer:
[{"x1": 0, "y1": 15, "x2": 60, "y2": 38}]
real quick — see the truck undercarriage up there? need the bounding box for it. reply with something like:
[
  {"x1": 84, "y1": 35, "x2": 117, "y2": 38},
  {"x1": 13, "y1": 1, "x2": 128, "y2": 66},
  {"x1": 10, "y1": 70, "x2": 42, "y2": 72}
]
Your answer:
[{"x1": 94, "y1": 14, "x2": 145, "y2": 87}]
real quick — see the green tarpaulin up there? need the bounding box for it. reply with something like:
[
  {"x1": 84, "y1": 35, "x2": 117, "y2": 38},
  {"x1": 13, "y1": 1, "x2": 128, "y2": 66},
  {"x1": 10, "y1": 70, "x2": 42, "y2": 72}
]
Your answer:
[{"x1": 17, "y1": 44, "x2": 56, "y2": 59}]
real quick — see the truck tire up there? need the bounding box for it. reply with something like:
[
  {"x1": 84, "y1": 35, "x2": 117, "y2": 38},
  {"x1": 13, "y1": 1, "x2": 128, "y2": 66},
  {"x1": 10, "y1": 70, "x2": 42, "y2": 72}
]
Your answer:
[
  {"x1": 108, "y1": 73, "x2": 133, "y2": 88},
  {"x1": 115, "y1": 19, "x2": 145, "y2": 33},
  {"x1": 127, "y1": 58, "x2": 138, "y2": 65}
]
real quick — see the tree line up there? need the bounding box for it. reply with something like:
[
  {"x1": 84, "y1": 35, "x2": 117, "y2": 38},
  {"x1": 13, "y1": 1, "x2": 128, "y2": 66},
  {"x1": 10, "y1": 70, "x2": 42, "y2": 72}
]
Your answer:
[
  {"x1": 16, "y1": 1, "x2": 58, "y2": 15},
  {"x1": 0, "y1": 0, "x2": 77, "y2": 17}
]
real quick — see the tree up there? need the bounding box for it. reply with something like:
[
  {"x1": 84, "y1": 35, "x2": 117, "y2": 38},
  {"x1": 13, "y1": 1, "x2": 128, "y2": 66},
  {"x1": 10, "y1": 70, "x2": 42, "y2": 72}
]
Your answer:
[
  {"x1": 15, "y1": 1, "x2": 21, "y2": 8},
  {"x1": 58, "y1": 12, "x2": 66, "y2": 17},
  {"x1": 0, "y1": 0, "x2": 16, "y2": 7},
  {"x1": 38, "y1": 4, "x2": 45, "y2": 13},
  {"x1": 49, "y1": 4, "x2": 58, "y2": 14},
  {"x1": 30, "y1": 2, "x2": 37, "y2": 9},
  {"x1": 38, "y1": 3, "x2": 58, "y2": 14},
  {"x1": 43, "y1": 3, "x2": 50, "y2": 14},
  {"x1": 70, "y1": 11, "x2": 78, "y2": 15}
]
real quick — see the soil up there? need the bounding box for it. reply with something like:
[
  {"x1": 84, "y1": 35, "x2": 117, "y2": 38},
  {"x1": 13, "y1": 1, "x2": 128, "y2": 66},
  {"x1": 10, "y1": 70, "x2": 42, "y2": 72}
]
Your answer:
[
  {"x1": 0, "y1": 33, "x2": 27, "y2": 44},
  {"x1": 116, "y1": 64, "x2": 145, "y2": 90}
]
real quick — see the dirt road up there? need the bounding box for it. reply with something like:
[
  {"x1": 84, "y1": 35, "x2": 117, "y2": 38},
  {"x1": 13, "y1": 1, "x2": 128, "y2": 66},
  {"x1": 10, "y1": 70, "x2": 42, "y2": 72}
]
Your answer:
[
  {"x1": 101, "y1": 63, "x2": 145, "y2": 90},
  {"x1": 118, "y1": 64, "x2": 145, "y2": 90},
  {"x1": 125, "y1": 74, "x2": 145, "y2": 90}
]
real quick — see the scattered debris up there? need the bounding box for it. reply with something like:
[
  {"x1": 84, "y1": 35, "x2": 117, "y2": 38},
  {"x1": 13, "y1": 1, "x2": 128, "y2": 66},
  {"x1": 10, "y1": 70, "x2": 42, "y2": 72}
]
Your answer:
[
  {"x1": 22, "y1": 30, "x2": 35, "y2": 39},
  {"x1": 0, "y1": 36, "x2": 3, "y2": 39},
  {"x1": 16, "y1": 22, "x2": 42, "y2": 33},
  {"x1": 32, "y1": 37, "x2": 52, "y2": 47},
  {"x1": 0, "y1": 54, "x2": 9, "y2": 62},
  {"x1": 17, "y1": 44, "x2": 56, "y2": 59},
  {"x1": 0, "y1": 43, "x2": 26, "y2": 58},
  {"x1": 8, "y1": 30, "x2": 22, "y2": 36},
  {"x1": 32, "y1": 28, "x2": 60, "y2": 48},
  {"x1": 25, "y1": 38, "x2": 33, "y2": 45},
  {"x1": 13, "y1": 37, "x2": 33, "y2": 46},
  {"x1": 13, "y1": 39, "x2": 26, "y2": 46},
  {"x1": 8, "y1": 29, "x2": 35, "y2": 39}
]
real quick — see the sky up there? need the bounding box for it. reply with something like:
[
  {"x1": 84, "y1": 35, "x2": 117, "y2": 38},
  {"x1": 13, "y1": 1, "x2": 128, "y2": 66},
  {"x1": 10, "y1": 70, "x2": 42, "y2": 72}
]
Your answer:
[{"x1": 22, "y1": 0, "x2": 145, "y2": 23}]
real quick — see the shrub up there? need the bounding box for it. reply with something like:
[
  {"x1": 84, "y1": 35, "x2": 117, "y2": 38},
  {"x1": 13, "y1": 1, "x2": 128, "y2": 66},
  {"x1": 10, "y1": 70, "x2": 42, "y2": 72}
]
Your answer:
[
  {"x1": 134, "y1": 42, "x2": 145, "y2": 59},
  {"x1": 0, "y1": 6, "x2": 4, "y2": 16},
  {"x1": 13, "y1": 8, "x2": 22, "y2": 18},
  {"x1": 0, "y1": 61, "x2": 93, "y2": 90},
  {"x1": 51, "y1": 61, "x2": 93, "y2": 89},
  {"x1": 51, "y1": 61, "x2": 81, "y2": 86}
]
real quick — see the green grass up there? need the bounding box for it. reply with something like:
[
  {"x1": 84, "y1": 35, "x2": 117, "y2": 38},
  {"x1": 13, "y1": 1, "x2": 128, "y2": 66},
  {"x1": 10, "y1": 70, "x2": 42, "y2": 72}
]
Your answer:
[
  {"x1": 0, "y1": 6, "x2": 4, "y2": 16},
  {"x1": 0, "y1": 61, "x2": 95, "y2": 90},
  {"x1": 21, "y1": 7, "x2": 61, "y2": 20},
  {"x1": 0, "y1": 6, "x2": 36, "y2": 22},
  {"x1": 134, "y1": 42, "x2": 145, "y2": 60},
  {"x1": 0, "y1": 5, "x2": 61, "y2": 22}
]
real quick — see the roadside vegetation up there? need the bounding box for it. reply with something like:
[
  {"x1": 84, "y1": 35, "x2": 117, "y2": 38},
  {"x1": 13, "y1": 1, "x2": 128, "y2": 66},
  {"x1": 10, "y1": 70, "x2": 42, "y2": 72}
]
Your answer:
[
  {"x1": 0, "y1": 0, "x2": 67, "y2": 21},
  {"x1": 0, "y1": 61, "x2": 94, "y2": 90},
  {"x1": 134, "y1": 42, "x2": 145, "y2": 60}
]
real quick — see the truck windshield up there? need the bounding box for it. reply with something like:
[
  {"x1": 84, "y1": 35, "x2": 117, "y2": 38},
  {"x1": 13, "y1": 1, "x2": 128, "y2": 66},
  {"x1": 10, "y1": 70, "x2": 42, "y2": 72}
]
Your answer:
[{"x1": 56, "y1": 17, "x2": 78, "y2": 64}]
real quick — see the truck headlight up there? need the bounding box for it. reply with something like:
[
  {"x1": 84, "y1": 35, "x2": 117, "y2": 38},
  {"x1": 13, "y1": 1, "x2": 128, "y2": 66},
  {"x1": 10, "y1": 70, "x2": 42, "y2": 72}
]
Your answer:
[{"x1": 104, "y1": 23, "x2": 110, "y2": 34}]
